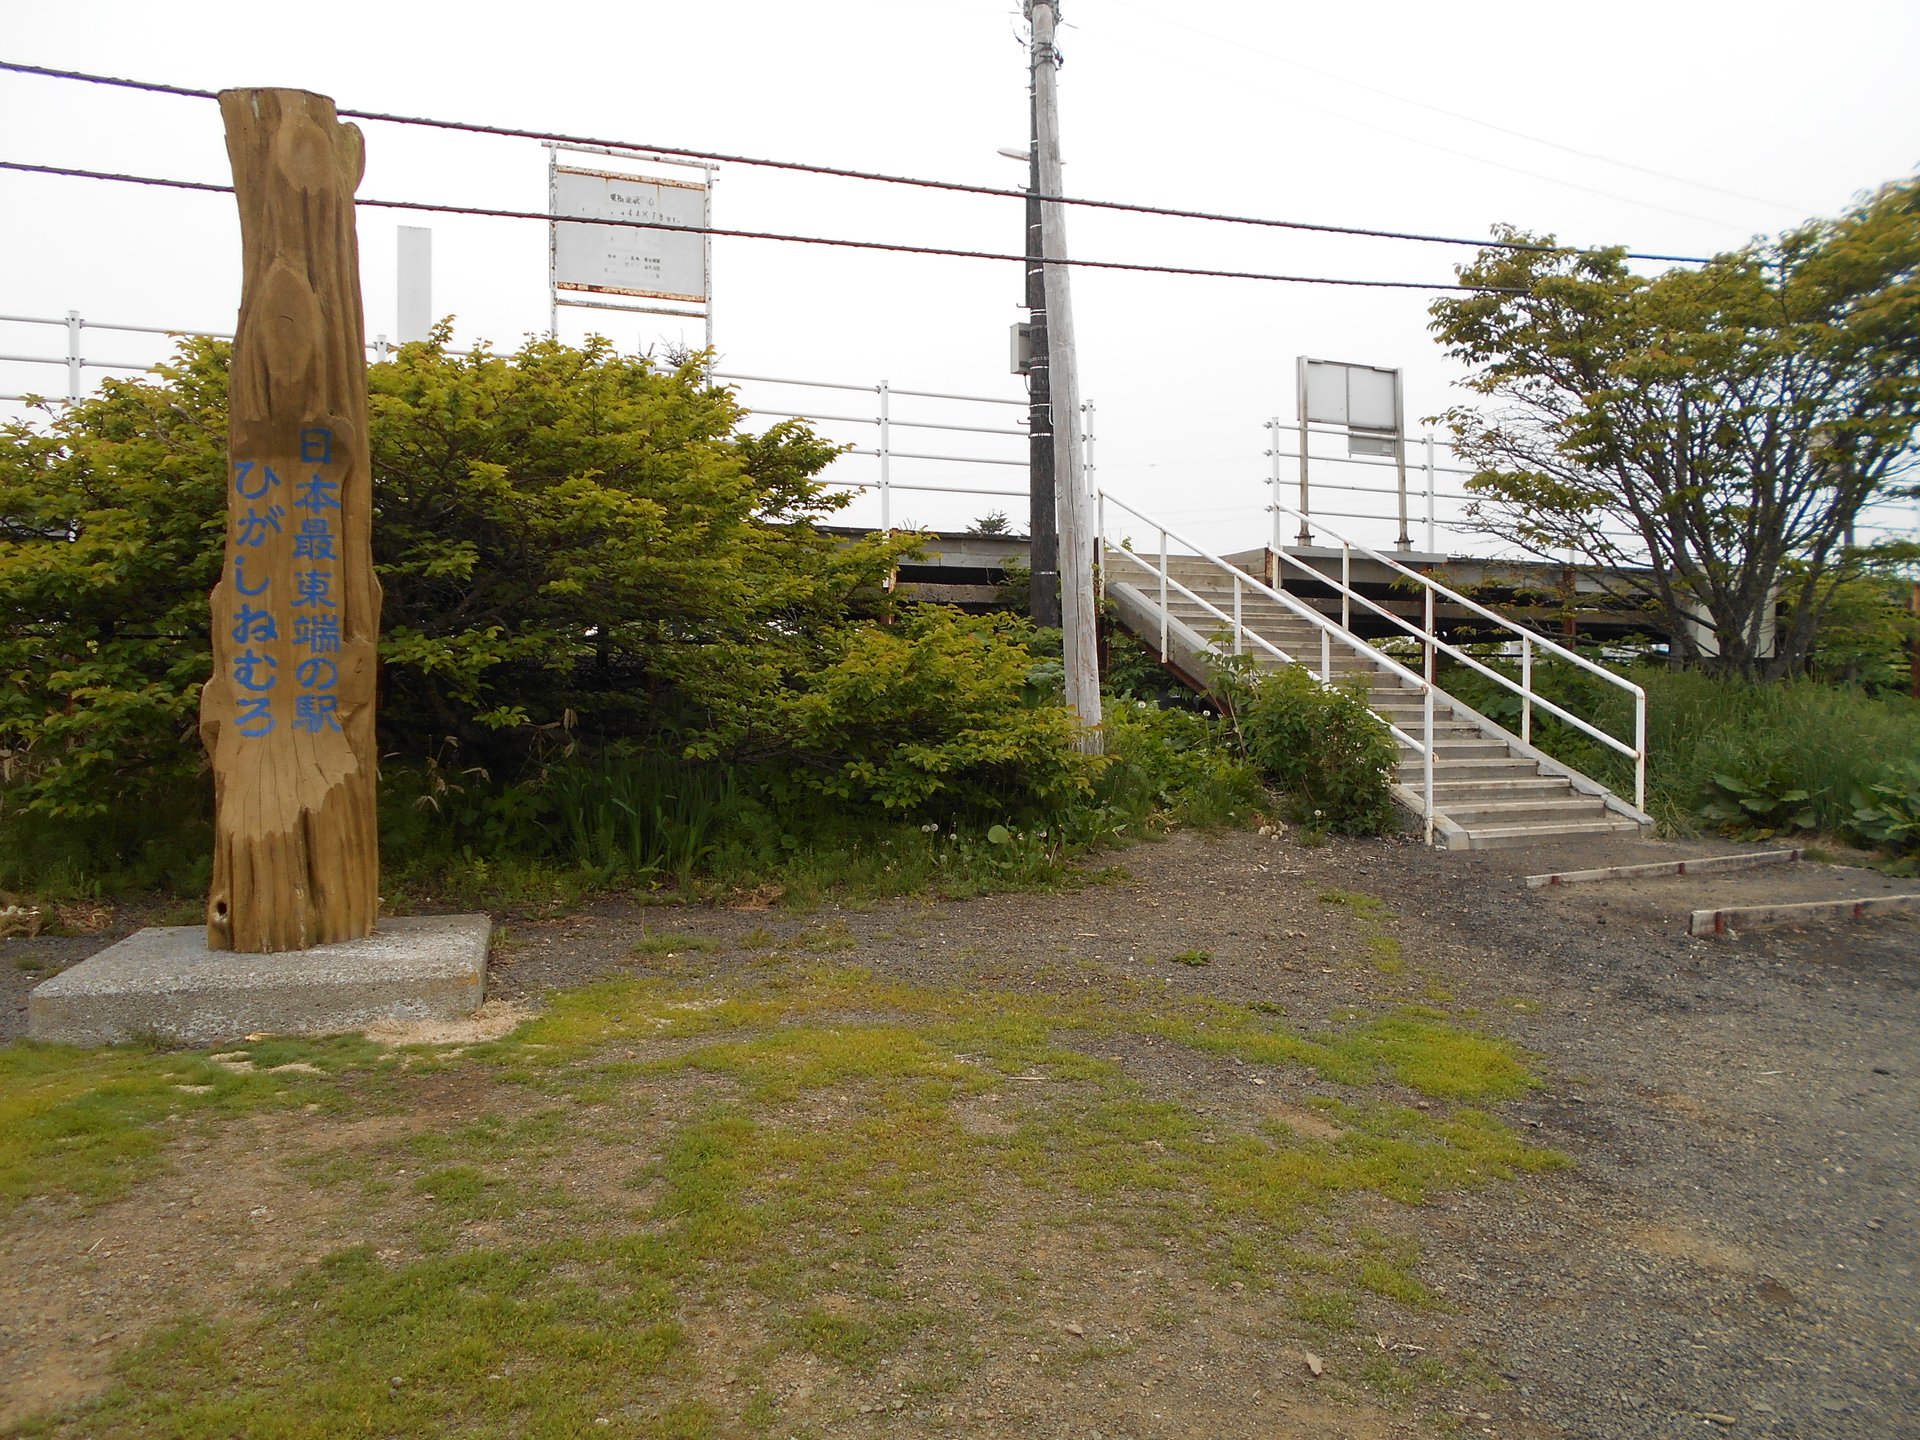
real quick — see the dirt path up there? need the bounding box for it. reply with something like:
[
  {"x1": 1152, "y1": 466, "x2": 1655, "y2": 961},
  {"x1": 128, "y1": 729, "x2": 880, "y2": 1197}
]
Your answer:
[{"x1": 3, "y1": 829, "x2": 1915, "y2": 1438}]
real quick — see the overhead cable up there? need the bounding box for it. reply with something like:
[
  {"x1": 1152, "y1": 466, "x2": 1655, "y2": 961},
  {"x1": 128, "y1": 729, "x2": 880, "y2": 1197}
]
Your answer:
[
  {"x1": 0, "y1": 59, "x2": 1711, "y2": 265},
  {"x1": 1104, "y1": 0, "x2": 1816, "y2": 215},
  {"x1": 0, "y1": 160, "x2": 1529, "y2": 294}
]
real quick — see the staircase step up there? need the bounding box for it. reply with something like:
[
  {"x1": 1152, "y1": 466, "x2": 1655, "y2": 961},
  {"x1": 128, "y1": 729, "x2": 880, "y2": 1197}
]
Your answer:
[
  {"x1": 1384, "y1": 727, "x2": 1489, "y2": 747},
  {"x1": 1434, "y1": 797, "x2": 1605, "y2": 825},
  {"x1": 1372, "y1": 703, "x2": 1479, "y2": 725},
  {"x1": 1115, "y1": 563, "x2": 1647, "y2": 847},
  {"x1": 1421, "y1": 741, "x2": 1512, "y2": 760},
  {"x1": 1448, "y1": 815, "x2": 1646, "y2": 850},
  {"x1": 1401, "y1": 768, "x2": 1547, "y2": 788},
  {"x1": 1429, "y1": 777, "x2": 1570, "y2": 798}
]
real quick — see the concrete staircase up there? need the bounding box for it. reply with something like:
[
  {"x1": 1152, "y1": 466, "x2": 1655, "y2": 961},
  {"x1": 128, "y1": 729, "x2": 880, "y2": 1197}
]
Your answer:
[{"x1": 1108, "y1": 554, "x2": 1649, "y2": 850}]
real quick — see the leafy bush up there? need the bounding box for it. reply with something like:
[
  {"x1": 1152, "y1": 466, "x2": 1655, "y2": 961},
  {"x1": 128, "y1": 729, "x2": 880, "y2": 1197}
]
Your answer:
[
  {"x1": 771, "y1": 607, "x2": 1102, "y2": 818},
  {"x1": 1217, "y1": 661, "x2": 1398, "y2": 837},
  {"x1": 1850, "y1": 758, "x2": 1920, "y2": 870},
  {"x1": 1, "y1": 337, "x2": 1132, "y2": 895},
  {"x1": 0, "y1": 347, "x2": 229, "y2": 824},
  {"x1": 1695, "y1": 753, "x2": 1824, "y2": 839},
  {"x1": 1806, "y1": 545, "x2": 1920, "y2": 694},
  {"x1": 1097, "y1": 701, "x2": 1266, "y2": 830},
  {"x1": 0, "y1": 334, "x2": 913, "y2": 816}
]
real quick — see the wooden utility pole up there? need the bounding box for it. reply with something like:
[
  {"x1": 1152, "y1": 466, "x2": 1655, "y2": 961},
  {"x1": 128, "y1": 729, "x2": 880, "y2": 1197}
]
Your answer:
[
  {"x1": 1028, "y1": 0, "x2": 1102, "y2": 748},
  {"x1": 1024, "y1": 86, "x2": 1060, "y2": 629},
  {"x1": 201, "y1": 89, "x2": 382, "y2": 952}
]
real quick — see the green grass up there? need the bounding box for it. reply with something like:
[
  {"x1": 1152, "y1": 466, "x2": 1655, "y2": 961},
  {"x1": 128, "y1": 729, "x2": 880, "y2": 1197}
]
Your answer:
[
  {"x1": 1442, "y1": 659, "x2": 1920, "y2": 841},
  {"x1": 1365, "y1": 935, "x2": 1405, "y2": 974},
  {"x1": 1316, "y1": 889, "x2": 1392, "y2": 921},
  {"x1": 1637, "y1": 671, "x2": 1920, "y2": 837},
  {"x1": 6, "y1": 963, "x2": 1564, "y2": 1437},
  {"x1": 630, "y1": 932, "x2": 726, "y2": 958},
  {"x1": 1169, "y1": 947, "x2": 1212, "y2": 967},
  {"x1": 0, "y1": 1034, "x2": 387, "y2": 1205}
]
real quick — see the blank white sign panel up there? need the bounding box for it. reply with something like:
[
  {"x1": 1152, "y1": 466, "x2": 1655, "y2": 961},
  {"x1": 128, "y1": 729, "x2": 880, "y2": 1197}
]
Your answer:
[
  {"x1": 1304, "y1": 360, "x2": 1398, "y2": 431},
  {"x1": 552, "y1": 167, "x2": 707, "y2": 303}
]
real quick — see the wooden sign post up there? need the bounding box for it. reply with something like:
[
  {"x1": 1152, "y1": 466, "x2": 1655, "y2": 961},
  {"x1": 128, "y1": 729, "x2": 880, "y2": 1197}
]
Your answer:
[{"x1": 200, "y1": 89, "x2": 381, "y2": 952}]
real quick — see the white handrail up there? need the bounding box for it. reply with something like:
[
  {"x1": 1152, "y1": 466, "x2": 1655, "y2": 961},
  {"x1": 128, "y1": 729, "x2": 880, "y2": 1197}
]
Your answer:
[
  {"x1": 1099, "y1": 489, "x2": 1436, "y2": 843},
  {"x1": 1263, "y1": 494, "x2": 1646, "y2": 812},
  {"x1": 1285, "y1": 543, "x2": 1634, "y2": 760},
  {"x1": 1101, "y1": 545, "x2": 1433, "y2": 759}
]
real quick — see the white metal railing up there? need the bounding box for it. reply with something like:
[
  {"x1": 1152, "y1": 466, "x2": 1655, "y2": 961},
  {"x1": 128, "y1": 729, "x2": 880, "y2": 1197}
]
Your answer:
[
  {"x1": 1097, "y1": 489, "x2": 1439, "y2": 844},
  {"x1": 0, "y1": 309, "x2": 1056, "y2": 534},
  {"x1": 1248, "y1": 416, "x2": 1920, "y2": 566},
  {"x1": 711, "y1": 370, "x2": 1039, "y2": 531},
  {"x1": 1257, "y1": 492, "x2": 1647, "y2": 814},
  {"x1": 11, "y1": 310, "x2": 1913, "y2": 549}
]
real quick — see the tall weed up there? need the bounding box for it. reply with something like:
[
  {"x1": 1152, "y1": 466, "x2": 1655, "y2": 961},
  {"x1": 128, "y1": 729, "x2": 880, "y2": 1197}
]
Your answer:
[
  {"x1": 1099, "y1": 702, "x2": 1267, "y2": 830},
  {"x1": 544, "y1": 753, "x2": 737, "y2": 886},
  {"x1": 1214, "y1": 659, "x2": 1398, "y2": 838}
]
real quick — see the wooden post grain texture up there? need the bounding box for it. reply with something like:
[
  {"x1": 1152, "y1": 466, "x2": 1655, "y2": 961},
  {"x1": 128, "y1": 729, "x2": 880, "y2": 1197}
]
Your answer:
[{"x1": 200, "y1": 89, "x2": 381, "y2": 952}]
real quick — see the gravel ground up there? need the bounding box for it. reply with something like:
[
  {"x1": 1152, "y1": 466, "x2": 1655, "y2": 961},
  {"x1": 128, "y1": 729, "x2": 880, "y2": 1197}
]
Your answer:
[
  {"x1": 4, "y1": 828, "x2": 1916, "y2": 1438},
  {"x1": 487, "y1": 830, "x2": 1920, "y2": 1440}
]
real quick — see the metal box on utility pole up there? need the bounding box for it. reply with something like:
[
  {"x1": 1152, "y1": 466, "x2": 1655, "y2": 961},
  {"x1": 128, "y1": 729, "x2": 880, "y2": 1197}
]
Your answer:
[{"x1": 1010, "y1": 322, "x2": 1036, "y2": 375}]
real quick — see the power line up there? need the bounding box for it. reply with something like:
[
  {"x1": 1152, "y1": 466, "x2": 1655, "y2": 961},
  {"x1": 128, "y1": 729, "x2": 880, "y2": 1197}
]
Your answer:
[
  {"x1": 0, "y1": 59, "x2": 1711, "y2": 265},
  {"x1": 1105, "y1": 0, "x2": 1815, "y2": 216},
  {"x1": 0, "y1": 159, "x2": 1529, "y2": 294},
  {"x1": 1087, "y1": 27, "x2": 1751, "y2": 234}
]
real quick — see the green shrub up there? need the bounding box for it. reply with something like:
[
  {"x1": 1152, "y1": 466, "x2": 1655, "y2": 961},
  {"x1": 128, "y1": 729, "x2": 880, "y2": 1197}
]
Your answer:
[
  {"x1": 1808, "y1": 549, "x2": 1920, "y2": 694},
  {"x1": 1098, "y1": 701, "x2": 1266, "y2": 829},
  {"x1": 1850, "y1": 758, "x2": 1920, "y2": 870},
  {"x1": 1695, "y1": 750, "x2": 1824, "y2": 839},
  {"x1": 3, "y1": 339, "x2": 1131, "y2": 894},
  {"x1": 771, "y1": 607, "x2": 1102, "y2": 819},
  {"x1": 1219, "y1": 662, "x2": 1398, "y2": 837},
  {"x1": 0, "y1": 333, "x2": 915, "y2": 825}
]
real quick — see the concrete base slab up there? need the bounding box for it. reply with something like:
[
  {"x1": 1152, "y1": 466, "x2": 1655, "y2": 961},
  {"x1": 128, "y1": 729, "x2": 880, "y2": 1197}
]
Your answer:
[{"x1": 27, "y1": 914, "x2": 491, "y2": 1047}]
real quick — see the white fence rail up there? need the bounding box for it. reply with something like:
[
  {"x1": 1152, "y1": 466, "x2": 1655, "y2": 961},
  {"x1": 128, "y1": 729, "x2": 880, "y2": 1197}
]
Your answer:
[
  {"x1": 709, "y1": 371, "x2": 1038, "y2": 533},
  {"x1": 0, "y1": 309, "x2": 1045, "y2": 536},
  {"x1": 5, "y1": 308, "x2": 1913, "y2": 554}
]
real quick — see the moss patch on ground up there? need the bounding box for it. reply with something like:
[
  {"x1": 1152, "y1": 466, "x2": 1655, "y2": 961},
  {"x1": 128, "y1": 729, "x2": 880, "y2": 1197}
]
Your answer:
[{"x1": 4, "y1": 961, "x2": 1562, "y2": 1438}]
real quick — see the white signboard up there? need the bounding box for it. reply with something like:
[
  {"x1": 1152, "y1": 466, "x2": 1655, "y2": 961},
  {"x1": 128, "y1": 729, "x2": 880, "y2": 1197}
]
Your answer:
[
  {"x1": 551, "y1": 166, "x2": 708, "y2": 304},
  {"x1": 1303, "y1": 359, "x2": 1398, "y2": 431},
  {"x1": 1291, "y1": 355, "x2": 1413, "y2": 549}
]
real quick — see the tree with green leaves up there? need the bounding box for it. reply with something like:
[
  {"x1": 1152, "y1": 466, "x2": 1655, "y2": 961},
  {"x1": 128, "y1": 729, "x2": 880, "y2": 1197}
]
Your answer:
[
  {"x1": 1430, "y1": 176, "x2": 1920, "y2": 678},
  {"x1": 968, "y1": 509, "x2": 1017, "y2": 537},
  {"x1": 2, "y1": 333, "x2": 1100, "y2": 866}
]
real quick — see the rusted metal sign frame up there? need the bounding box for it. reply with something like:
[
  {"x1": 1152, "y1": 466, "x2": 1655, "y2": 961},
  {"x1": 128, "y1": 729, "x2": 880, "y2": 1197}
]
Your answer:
[{"x1": 546, "y1": 142, "x2": 715, "y2": 354}]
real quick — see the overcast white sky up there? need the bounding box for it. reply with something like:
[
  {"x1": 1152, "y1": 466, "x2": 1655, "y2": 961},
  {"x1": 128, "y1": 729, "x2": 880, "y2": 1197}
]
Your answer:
[{"x1": 4, "y1": 0, "x2": 1917, "y2": 551}]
